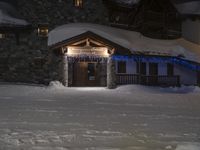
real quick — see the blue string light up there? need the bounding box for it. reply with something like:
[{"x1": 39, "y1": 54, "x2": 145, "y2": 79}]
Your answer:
[{"x1": 112, "y1": 55, "x2": 200, "y2": 71}]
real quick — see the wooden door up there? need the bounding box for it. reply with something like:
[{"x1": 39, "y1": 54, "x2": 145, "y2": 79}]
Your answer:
[
  {"x1": 73, "y1": 62, "x2": 88, "y2": 86},
  {"x1": 73, "y1": 62, "x2": 99, "y2": 86}
]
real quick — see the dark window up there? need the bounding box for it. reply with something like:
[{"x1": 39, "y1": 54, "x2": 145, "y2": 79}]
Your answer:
[
  {"x1": 197, "y1": 71, "x2": 200, "y2": 86},
  {"x1": 136, "y1": 62, "x2": 146, "y2": 75},
  {"x1": 167, "y1": 63, "x2": 174, "y2": 76},
  {"x1": 149, "y1": 63, "x2": 158, "y2": 76},
  {"x1": 74, "y1": 0, "x2": 83, "y2": 8},
  {"x1": 117, "y1": 61, "x2": 126, "y2": 73},
  {"x1": 136, "y1": 62, "x2": 139, "y2": 74}
]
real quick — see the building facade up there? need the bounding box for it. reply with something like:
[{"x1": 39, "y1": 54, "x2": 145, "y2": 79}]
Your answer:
[{"x1": 0, "y1": 0, "x2": 200, "y2": 88}]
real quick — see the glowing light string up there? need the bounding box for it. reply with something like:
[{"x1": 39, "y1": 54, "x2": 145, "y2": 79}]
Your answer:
[
  {"x1": 65, "y1": 54, "x2": 200, "y2": 71},
  {"x1": 112, "y1": 55, "x2": 200, "y2": 71}
]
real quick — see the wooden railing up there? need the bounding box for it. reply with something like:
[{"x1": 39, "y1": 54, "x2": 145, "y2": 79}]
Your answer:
[
  {"x1": 117, "y1": 74, "x2": 140, "y2": 85},
  {"x1": 116, "y1": 74, "x2": 180, "y2": 86}
]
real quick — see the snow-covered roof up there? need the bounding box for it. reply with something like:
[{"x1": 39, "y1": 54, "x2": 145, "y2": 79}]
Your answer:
[
  {"x1": 48, "y1": 23, "x2": 200, "y2": 63},
  {"x1": 173, "y1": 1, "x2": 200, "y2": 15},
  {"x1": 0, "y1": 2, "x2": 28, "y2": 26},
  {"x1": 113, "y1": 0, "x2": 140, "y2": 5}
]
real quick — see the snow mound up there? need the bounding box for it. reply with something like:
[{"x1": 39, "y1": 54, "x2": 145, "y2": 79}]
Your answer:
[
  {"x1": 114, "y1": 0, "x2": 140, "y2": 5},
  {"x1": 160, "y1": 86, "x2": 200, "y2": 94},
  {"x1": 116, "y1": 85, "x2": 200, "y2": 94},
  {"x1": 176, "y1": 143, "x2": 200, "y2": 150},
  {"x1": 0, "y1": 2, "x2": 28, "y2": 26},
  {"x1": 48, "y1": 23, "x2": 200, "y2": 63},
  {"x1": 48, "y1": 81, "x2": 66, "y2": 90},
  {"x1": 174, "y1": 1, "x2": 200, "y2": 15},
  {"x1": 73, "y1": 87, "x2": 106, "y2": 91}
]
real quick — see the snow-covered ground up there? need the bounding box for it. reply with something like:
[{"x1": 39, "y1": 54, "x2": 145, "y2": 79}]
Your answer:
[{"x1": 0, "y1": 82, "x2": 200, "y2": 150}]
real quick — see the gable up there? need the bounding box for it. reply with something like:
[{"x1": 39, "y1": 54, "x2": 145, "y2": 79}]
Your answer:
[{"x1": 49, "y1": 31, "x2": 132, "y2": 55}]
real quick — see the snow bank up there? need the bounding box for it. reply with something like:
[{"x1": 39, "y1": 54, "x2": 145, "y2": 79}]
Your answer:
[
  {"x1": 48, "y1": 81, "x2": 66, "y2": 90},
  {"x1": 47, "y1": 81, "x2": 200, "y2": 94},
  {"x1": 48, "y1": 23, "x2": 200, "y2": 63},
  {"x1": 175, "y1": 143, "x2": 200, "y2": 150},
  {"x1": 114, "y1": 0, "x2": 140, "y2": 5},
  {"x1": 116, "y1": 85, "x2": 200, "y2": 94},
  {"x1": 174, "y1": 1, "x2": 200, "y2": 15},
  {"x1": 0, "y1": 2, "x2": 28, "y2": 26},
  {"x1": 160, "y1": 86, "x2": 200, "y2": 94}
]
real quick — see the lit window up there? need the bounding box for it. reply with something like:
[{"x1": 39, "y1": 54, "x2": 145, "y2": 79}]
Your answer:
[
  {"x1": 74, "y1": 0, "x2": 83, "y2": 8},
  {"x1": 117, "y1": 61, "x2": 126, "y2": 73},
  {"x1": 0, "y1": 33, "x2": 5, "y2": 39},
  {"x1": 38, "y1": 24, "x2": 48, "y2": 37}
]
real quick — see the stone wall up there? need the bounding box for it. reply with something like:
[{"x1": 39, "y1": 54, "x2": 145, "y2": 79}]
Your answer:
[
  {"x1": 17, "y1": 0, "x2": 109, "y2": 29},
  {"x1": 107, "y1": 56, "x2": 116, "y2": 88},
  {"x1": 0, "y1": 31, "x2": 50, "y2": 84},
  {"x1": 0, "y1": 0, "x2": 110, "y2": 85}
]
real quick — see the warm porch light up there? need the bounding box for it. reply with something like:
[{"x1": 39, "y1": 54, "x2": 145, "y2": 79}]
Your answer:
[
  {"x1": 67, "y1": 46, "x2": 109, "y2": 57},
  {"x1": 37, "y1": 24, "x2": 49, "y2": 37},
  {"x1": 74, "y1": 0, "x2": 83, "y2": 8},
  {"x1": 0, "y1": 33, "x2": 5, "y2": 39}
]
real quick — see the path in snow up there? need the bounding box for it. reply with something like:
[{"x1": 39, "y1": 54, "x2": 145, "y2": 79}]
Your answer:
[{"x1": 0, "y1": 83, "x2": 200, "y2": 150}]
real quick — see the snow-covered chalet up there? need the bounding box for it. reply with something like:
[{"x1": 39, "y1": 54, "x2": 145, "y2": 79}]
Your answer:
[{"x1": 0, "y1": 0, "x2": 200, "y2": 88}]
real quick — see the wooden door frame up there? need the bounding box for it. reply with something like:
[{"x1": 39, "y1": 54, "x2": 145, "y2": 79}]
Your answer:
[{"x1": 72, "y1": 61, "x2": 100, "y2": 87}]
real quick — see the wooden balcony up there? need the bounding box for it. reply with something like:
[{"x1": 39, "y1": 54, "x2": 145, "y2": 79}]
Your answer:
[{"x1": 116, "y1": 74, "x2": 180, "y2": 86}]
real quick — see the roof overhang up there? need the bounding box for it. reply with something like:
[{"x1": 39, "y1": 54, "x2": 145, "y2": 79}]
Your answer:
[
  {"x1": 0, "y1": 24, "x2": 32, "y2": 33},
  {"x1": 49, "y1": 31, "x2": 132, "y2": 55}
]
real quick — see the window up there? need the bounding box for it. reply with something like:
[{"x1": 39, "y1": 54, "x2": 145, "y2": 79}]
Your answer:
[
  {"x1": 167, "y1": 63, "x2": 174, "y2": 76},
  {"x1": 136, "y1": 62, "x2": 146, "y2": 75},
  {"x1": 37, "y1": 24, "x2": 48, "y2": 37},
  {"x1": 197, "y1": 71, "x2": 200, "y2": 86},
  {"x1": 74, "y1": 0, "x2": 83, "y2": 8},
  {"x1": 149, "y1": 63, "x2": 158, "y2": 76},
  {"x1": 88, "y1": 63, "x2": 96, "y2": 81},
  {"x1": 117, "y1": 61, "x2": 126, "y2": 73},
  {"x1": 0, "y1": 33, "x2": 6, "y2": 39}
]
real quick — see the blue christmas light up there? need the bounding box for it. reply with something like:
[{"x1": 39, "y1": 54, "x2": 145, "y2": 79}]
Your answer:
[{"x1": 112, "y1": 55, "x2": 200, "y2": 71}]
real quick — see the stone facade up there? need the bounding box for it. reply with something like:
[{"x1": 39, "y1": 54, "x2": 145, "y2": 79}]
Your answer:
[
  {"x1": 0, "y1": 0, "x2": 111, "y2": 86},
  {"x1": 17, "y1": 0, "x2": 109, "y2": 29},
  {"x1": 107, "y1": 56, "x2": 116, "y2": 89},
  {"x1": 0, "y1": 32, "x2": 50, "y2": 84}
]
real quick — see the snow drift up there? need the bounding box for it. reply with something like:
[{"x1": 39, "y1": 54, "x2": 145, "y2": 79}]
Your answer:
[
  {"x1": 114, "y1": 0, "x2": 140, "y2": 5},
  {"x1": 0, "y1": 2, "x2": 28, "y2": 26},
  {"x1": 174, "y1": 1, "x2": 200, "y2": 15},
  {"x1": 175, "y1": 143, "x2": 200, "y2": 150}
]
